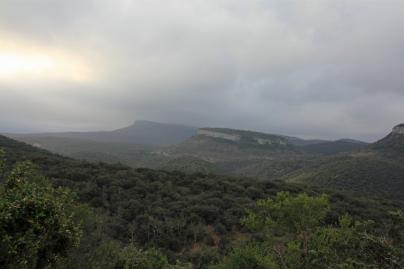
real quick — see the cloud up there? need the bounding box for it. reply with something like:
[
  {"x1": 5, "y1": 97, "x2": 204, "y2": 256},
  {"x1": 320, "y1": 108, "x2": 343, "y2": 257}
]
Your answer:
[{"x1": 0, "y1": 0, "x2": 404, "y2": 141}]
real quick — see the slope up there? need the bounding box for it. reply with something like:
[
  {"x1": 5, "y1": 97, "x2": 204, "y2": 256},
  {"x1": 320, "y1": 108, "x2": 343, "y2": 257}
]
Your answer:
[
  {"x1": 284, "y1": 125, "x2": 404, "y2": 200},
  {"x1": 286, "y1": 155, "x2": 404, "y2": 200},
  {"x1": 7, "y1": 120, "x2": 198, "y2": 146},
  {"x1": 1, "y1": 134, "x2": 404, "y2": 267},
  {"x1": 372, "y1": 123, "x2": 404, "y2": 160},
  {"x1": 301, "y1": 139, "x2": 368, "y2": 155}
]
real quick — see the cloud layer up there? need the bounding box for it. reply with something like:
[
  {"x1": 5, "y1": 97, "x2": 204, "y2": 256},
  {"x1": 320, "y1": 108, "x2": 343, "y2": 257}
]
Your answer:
[{"x1": 1, "y1": 0, "x2": 404, "y2": 141}]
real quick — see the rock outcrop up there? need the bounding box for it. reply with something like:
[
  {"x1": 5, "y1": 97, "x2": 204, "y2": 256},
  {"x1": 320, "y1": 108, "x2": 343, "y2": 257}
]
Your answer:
[
  {"x1": 392, "y1": 124, "x2": 404, "y2": 134},
  {"x1": 198, "y1": 129, "x2": 241, "y2": 141}
]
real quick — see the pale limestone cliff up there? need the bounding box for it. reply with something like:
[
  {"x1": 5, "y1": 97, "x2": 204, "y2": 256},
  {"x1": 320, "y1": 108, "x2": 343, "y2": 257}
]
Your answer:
[{"x1": 198, "y1": 129, "x2": 241, "y2": 141}]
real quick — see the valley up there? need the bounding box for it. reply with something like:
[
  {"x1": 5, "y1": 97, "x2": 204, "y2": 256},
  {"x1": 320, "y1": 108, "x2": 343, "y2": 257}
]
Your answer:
[{"x1": 5, "y1": 121, "x2": 404, "y2": 201}]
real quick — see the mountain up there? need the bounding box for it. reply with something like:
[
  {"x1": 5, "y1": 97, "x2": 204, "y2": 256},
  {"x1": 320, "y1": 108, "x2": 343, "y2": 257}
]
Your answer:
[
  {"x1": 164, "y1": 127, "x2": 316, "y2": 178},
  {"x1": 171, "y1": 128, "x2": 300, "y2": 160},
  {"x1": 4, "y1": 126, "x2": 313, "y2": 177},
  {"x1": 107, "y1": 120, "x2": 198, "y2": 145},
  {"x1": 284, "y1": 124, "x2": 404, "y2": 200},
  {"x1": 6, "y1": 124, "x2": 375, "y2": 181},
  {"x1": 372, "y1": 123, "x2": 404, "y2": 160},
  {"x1": 8, "y1": 120, "x2": 198, "y2": 146},
  {"x1": 8, "y1": 121, "x2": 404, "y2": 198},
  {"x1": 286, "y1": 155, "x2": 404, "y2": 200},
  {"x1": 285, "y1": 136, "x2": 329, "y2": 146},
  {"x1": 168, "y1": 128, "x2": 370, "y2": 177}
]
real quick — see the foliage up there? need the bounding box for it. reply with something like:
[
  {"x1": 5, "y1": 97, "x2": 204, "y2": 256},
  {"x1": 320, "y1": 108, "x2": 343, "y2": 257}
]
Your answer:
[
  {"x1": 214, "y1": 192, "x2": 404, "y2": 269},
  {"x1": 1, "y1": 136, "x2": 404, "y2": 268},
  {"x1": 209, "y1": 243, "x2": 276, "y2": 269},
  {"x1": 242, "y1": 192, "x2": 329, "y2": 234},
  {"x1": 287, "y1": 155, "x2": 404, "y2": 200},
  {"x1": 120, "y1": 244, "x2": 168, "y2": 269},
  {"x1": 0, "y1": 158, "x2": 82, "y2": 269}
]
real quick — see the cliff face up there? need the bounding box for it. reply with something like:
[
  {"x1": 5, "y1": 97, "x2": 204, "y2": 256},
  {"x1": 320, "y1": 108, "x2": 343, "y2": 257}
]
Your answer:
[
  {"x1": 197, "y1": 128, "x2": 289, "y2": 146},
  {"x1": 197, "y1": 129, "x2": 241, "y2": 141}
]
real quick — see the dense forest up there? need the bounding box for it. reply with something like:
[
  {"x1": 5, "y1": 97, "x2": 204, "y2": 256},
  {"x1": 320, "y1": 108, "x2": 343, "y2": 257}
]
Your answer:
[{"x1": 1, "y1": 135, "x2": 404, "y2": 268}]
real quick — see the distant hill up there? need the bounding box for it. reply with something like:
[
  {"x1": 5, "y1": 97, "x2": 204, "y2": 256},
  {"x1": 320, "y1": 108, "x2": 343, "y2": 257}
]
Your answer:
[
  {"x1": 3, "y1": 122, "x2": 404, "y2": 201},
  {"x1": 285, "y1": 136, "x2": 329, "y2": 146},
  {"x1": 4, "y1": 126, "x2": 312, "y2": 178},
  {"x1": 372, "y1": 123, "x2": 404, "y2": 160},
  {"x1": 286, "y1": 155, "x2": 404, "y2": 200},
  {"x1": 8, "y1": 120, "x2": 198, "y2": 146},
  {"x1": 301, "y1": 139, "x2": 368, "y2": 155},
  {"x1": 5, "y1": 124, "x2": 376, "y2": 182},
  {"x1": 170, "y1": 128, "x2": 302, "y2": 162},
  {"x1": 161, "y1": 128, "x2": 319, "y2": 179},
  {"x1": 283, "y1": 124, "x2": 404, "y2": 200}
]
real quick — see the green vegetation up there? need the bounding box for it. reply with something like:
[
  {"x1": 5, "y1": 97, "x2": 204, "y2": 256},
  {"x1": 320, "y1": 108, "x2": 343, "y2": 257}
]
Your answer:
[
  {"x1": 373, "y1": 132, "x2": 404, "y2": 161},
  {"x1": 7, "y1": 124, "x2": 392, "y2": 203},
  {"x1": 286, "y1": 155, "x2": 404, "y2": 200},
  {"x1": 213, "y1": 192, "x2": 404, "y2": 268},
  {"x1": 0, "y1": 135, "x2": 404, "y2": 268},
  {"x1": 0, "y1": 152, "x2": 81, "y2": 269},
  {"x1": 301, "y1": 140, "x2": 367, "y2": 155}
]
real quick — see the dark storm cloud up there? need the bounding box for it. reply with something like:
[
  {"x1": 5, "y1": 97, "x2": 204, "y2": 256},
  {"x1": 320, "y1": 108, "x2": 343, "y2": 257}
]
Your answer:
[{"x1": 1, "y1": 0, "x2": 404, "y2": 141}]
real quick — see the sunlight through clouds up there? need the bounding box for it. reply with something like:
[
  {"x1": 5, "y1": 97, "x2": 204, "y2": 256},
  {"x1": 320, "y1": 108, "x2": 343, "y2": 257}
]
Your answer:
[{"x1": 0, "y1": 41, "x2": 94, "y2": 83}]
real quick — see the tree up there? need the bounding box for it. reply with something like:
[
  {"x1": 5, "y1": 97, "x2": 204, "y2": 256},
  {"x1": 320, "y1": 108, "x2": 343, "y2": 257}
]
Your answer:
[
  {"x1": 0, "y1": 157, "x2": 82, "y2": 269},
  {"x1": 212, "y1": 192, "x2": 404, "y2": 269},
  {"x1": 120, "y1": 244, "x2": 168, "y2": 269},
  {"x1": 210, "y1": 243, "x2": 276, "y2": 269}
]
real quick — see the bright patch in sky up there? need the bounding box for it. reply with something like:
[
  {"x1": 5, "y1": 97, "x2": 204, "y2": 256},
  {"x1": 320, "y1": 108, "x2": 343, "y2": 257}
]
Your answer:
[
  {"x1": 0, "y1": 53, "x2": 55, "y2": 77},
  {"x1": 0, "y1": 42, "x2": 94, "y2": 83}
]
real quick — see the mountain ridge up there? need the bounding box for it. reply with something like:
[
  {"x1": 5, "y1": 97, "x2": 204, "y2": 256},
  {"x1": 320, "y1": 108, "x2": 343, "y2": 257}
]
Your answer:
[{"x1": 2, "y1": 122, "x2": 404, "y2": 200}]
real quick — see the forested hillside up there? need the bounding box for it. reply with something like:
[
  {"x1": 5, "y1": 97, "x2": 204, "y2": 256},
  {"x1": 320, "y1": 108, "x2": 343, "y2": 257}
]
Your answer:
[
  {"x1": 372, "y1": 124, "x2": 404, "y2": 160},
  {"x1": 282, "y1": 125, "x2": 404, "y2": 200},
  {"x1": 285, "y1": 155, "x2": 404, "y2": 200},
  {"x1": 6, "y1": 123, "x2": 404, "y2": 202},
  {"x1": 1, "y1": 135, "x2": 404, "y2": 268}
]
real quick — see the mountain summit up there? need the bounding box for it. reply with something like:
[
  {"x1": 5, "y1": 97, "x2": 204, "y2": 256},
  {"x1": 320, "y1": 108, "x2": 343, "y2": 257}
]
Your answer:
[
  {"x1": 372, "y1": 123, "x2": 404, "y2": 158},
  {"x1": 7, "y1": 120, "x2": 198, "y2": 146},
  {"x1": 392, "y1": 123, "x2": 404, "y2": 135},
  {"x1": 109, "y1": 120, "x2": 198, "y2": 145}
]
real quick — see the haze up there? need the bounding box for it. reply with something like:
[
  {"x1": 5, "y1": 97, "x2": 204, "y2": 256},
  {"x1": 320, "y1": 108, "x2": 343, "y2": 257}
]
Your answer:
[{"x1": 1, "y1": 0, "x2": 404, "y2": 141}]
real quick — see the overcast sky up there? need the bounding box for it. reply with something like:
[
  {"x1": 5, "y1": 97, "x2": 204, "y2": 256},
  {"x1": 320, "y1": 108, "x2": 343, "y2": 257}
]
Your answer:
[{"x1": 1, "y1": 0, "x2": 404, "y2": 141}]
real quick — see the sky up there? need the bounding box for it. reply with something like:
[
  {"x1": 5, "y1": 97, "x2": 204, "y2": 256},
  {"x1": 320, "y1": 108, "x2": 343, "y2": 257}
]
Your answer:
[{"x1": 1, "y1": 0, "x2": 404, "y2": 141}]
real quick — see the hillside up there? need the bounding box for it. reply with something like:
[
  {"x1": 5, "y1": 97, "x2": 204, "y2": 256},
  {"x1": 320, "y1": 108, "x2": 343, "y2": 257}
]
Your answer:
[
  {"x1": 285, "y1": 124, "x2": 404, "y2": 199},
  {"x1": 372, "y1": 123, "x2": 404, "y2": 160},
  {"x1": 6, "y1": 126, "x2": 324, "y2": 179},
  {"x1": 1, "y1": 134, "x2": 403, "y2": 268},
  {"x1": 0, "y1": 134, "x2": 281, "y2": 254},
  {"x1": 301, "y1": 139, "x2": 368, "y2": 155},
  {"x1": 5, "y1": 123, "x2": 404, "y2": 200},
  {"x1": 286, "y1": 155, "x2": 404, "y2": 200},
  {"x1": 170, "y1": 128, "x2": 302, "y2": 161},
  {"x1": 165, "y1": 128, "x2": 369, "y2": 179},
  {"x1": 279, "y1": 124, "x2": 404, "y2": 200},
  {"x1": 0, "y1": 136, "x2": 404, "y2": 269}
]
